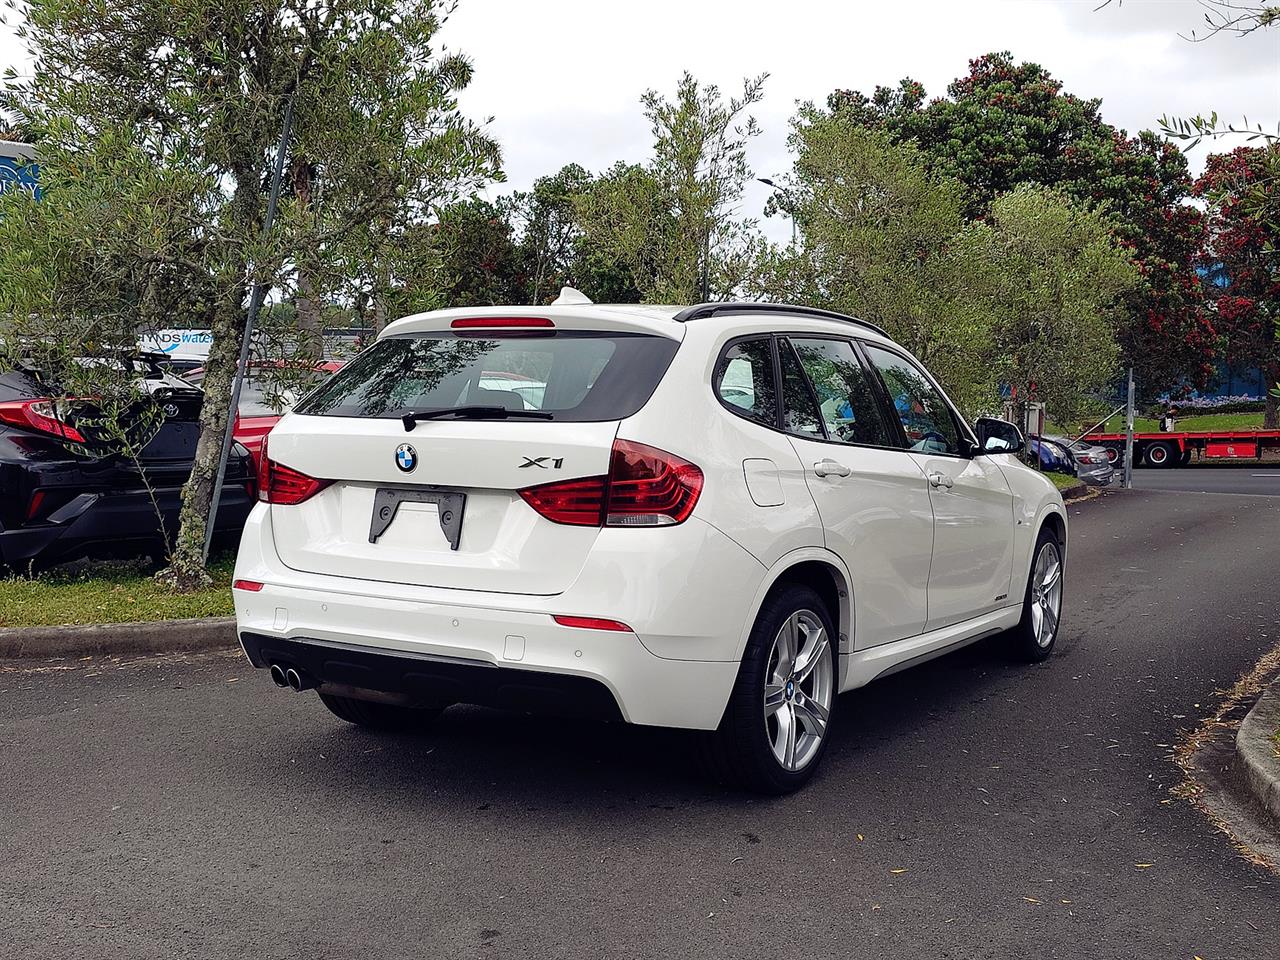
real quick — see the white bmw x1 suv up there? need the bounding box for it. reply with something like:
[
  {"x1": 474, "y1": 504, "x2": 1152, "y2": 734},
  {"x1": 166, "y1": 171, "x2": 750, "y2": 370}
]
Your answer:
[{"x1": 234, "y1": 296, "x2": 1066, "y2": 793}]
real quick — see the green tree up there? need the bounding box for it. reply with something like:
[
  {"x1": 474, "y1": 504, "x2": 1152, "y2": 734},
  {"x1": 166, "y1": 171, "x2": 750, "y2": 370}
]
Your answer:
[
  {"x1": 0, "y1": 0, "x2": 499, "y2": 588},
  {"x1": 957, "y1": 186, "x2": 1140, "y2": 428},
  {"x1": 427, "y1": 198, "x2": 526, "y2": 307},
  {"x1": 826, "y1": 53, "x2": 1216, "y2": 398},
  {"x1": 576, "y1": 72, "x2": 767, "y2": 304},
  {"x1": 508, "y1": 163, "x2": 641, "y2": 305},
  {"x1": 748, "y1": 115, "x2": 997, "y2": 414}
]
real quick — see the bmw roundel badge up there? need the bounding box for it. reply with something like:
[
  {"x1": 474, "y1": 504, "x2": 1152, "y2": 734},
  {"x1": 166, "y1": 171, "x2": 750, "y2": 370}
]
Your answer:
[{"x1": 394, "y1": 443, "x2": 418, "y2": 473}]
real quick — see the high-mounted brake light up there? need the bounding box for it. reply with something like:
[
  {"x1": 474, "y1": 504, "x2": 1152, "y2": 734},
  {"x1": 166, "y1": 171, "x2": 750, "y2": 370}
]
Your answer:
[
  {"x1": 256, "y1": 435, "x2": 332, "y2": 505},
  {"x1": 517, "y1": 439, "x2": 703, "y2": 528},
  {"x1": 553, "y1": 615, "x2": 633, "y2": 632},
  {"x1": 0, "y1": 398, "x2": 87, "y2": 443},
  {"x1": 450, "y1": 317, "x2": 555, "y2": 329}
]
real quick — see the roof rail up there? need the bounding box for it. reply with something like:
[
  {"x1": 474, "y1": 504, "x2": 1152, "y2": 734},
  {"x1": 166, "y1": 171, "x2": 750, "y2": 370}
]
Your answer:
[{"x1": 672, "y1": 301, "x2": 889, "y2": 338}]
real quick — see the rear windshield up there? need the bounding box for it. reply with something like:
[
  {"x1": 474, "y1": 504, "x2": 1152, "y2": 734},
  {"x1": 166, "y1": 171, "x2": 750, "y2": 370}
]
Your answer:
[{"x1": 295, "y1": 332, "x2": 679, "y2": 422}]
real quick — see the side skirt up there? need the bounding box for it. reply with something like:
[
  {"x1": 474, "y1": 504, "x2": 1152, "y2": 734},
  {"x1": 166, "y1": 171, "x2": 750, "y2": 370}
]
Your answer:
[{"x1": 839, "y1": 606, "x2": 1023, "y2": 692}]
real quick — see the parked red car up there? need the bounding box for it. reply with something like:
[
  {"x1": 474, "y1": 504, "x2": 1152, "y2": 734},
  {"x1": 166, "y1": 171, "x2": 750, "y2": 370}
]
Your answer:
[{"x1": 183, "y1": 360, "x2": 345, "y2": 468}]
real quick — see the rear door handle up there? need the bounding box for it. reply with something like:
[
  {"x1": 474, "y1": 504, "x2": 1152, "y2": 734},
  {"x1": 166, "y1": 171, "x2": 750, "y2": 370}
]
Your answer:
[
  {"x1": 813, "y1": 459, "x2": 851, "y2": 478},
  {"x1": 927, "y1": 471, "x2": 954, "y2": 489}
]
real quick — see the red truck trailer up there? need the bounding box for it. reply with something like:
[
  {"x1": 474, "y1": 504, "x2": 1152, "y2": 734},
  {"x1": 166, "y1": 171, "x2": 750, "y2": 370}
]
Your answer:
[{"x1": 1081, "y1": 427, "x2": 1280, "y2": 467}]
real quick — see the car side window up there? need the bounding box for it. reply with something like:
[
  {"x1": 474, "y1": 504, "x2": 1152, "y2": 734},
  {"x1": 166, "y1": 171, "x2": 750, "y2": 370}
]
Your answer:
[
  {"x1": 788, "y1": 338, "x2": 895, "y2": 448},
  {"x1": 714, "y1": 338, "x2": 777, "y2": 427},
  {"x1": 778, "y1": 340, "x2": 824, "y2": 438},
  {"x1": 862, "y1": 344, "x2": 963, "y2": 456}
]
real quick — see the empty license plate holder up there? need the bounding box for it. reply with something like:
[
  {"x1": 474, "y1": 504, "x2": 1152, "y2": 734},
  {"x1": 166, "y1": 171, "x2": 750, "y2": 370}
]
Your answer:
[{"x1": 368, "y1": 488, "x2": 467, "y2": 550}]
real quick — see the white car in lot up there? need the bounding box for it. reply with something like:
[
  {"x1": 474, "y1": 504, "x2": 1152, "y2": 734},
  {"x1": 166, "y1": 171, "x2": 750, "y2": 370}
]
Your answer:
[{"x1": 233, "y1": 297, "x2": 1066, "y2": 792}]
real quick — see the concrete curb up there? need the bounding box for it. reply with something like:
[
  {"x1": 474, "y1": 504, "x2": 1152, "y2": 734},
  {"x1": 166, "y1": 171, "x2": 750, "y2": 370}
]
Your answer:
[
  {"x1": 0, "y1": 617, "x2": 237, "y2": 660},
  {"x1": 1235, "y1": 681, "x2": 1280, "y2": 826},
  {"x1": 1060, "y1": 481, "x2": 1091, "y2": 502}
]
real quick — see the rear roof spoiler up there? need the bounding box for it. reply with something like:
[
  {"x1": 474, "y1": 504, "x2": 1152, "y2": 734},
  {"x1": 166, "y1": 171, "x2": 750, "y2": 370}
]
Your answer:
[{"x1": 673, "y1": 302, "x2": 889, "y2": 339}]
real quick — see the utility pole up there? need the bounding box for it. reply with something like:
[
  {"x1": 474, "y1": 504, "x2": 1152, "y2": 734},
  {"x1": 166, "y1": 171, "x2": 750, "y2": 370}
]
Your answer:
[{"x1": 1123, "y1": 366, "x2": 1135, "y2": 490}]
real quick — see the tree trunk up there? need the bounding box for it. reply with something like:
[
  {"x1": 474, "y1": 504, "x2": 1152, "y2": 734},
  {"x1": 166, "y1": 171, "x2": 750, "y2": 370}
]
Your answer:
[
  {"x1": 296, "y1": 261, "x2": 322, "y2": 358},
  {"x1": 156, "y1": 292, "x2": 247, "y2": 590},
  {"x1": 158, "y1": 168, "x2": 263, "y2": 591},
  {"x1": 293, "y1": 158, "x2": 323, "y2": 359},
  {"x1": 1265, "y1": 385, "x2": 1278, "y2": 431}
]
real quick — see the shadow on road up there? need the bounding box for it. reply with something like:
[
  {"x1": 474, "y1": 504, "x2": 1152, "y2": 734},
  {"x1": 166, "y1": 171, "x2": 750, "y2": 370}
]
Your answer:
[{"x1": 283, "y1": 635, "x2": 1032, "y2": 808}]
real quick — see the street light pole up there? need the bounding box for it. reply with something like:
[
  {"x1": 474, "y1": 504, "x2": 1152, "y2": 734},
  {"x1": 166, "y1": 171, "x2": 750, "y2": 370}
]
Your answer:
[
  {"x1": 1123, "y1": 366, "x2": 1135, "y2": 490},
  {"x1": 758, "y1": 177, "x2": 796, "y2": 247}
]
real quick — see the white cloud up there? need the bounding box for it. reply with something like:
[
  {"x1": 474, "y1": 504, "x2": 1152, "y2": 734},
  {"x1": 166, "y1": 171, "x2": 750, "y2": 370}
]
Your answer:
[
  {"x1": 440, "y1": 0, "x2": 1278, "y2": 241},
  {"x1": 4, "y1": 0, "x2": 1277, "y2": 243}
]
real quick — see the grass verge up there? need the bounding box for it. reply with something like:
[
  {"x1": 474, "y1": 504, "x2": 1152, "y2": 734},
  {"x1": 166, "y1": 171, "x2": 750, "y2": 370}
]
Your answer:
[
  {"x1": 1045, "y1": 471, "x2": 1080, "y2": 492},
  {"x1": 0, "y1": 554, "x2": 235, "y2": 629},
  {"x1": 1082, "y1": 411, "x2": 1266, "y2": 435}
]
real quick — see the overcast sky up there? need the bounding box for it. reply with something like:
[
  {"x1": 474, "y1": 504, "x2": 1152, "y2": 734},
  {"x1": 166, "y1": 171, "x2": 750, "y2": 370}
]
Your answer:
[{"x1": 3, "y1": 0, "x2": 1277, "y2": 242}]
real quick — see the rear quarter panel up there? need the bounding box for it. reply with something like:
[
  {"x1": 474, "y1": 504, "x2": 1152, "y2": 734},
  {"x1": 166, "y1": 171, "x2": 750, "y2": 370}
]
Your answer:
[{"x1": 617, "y1": 320, "x2": 825, "y2": 569}]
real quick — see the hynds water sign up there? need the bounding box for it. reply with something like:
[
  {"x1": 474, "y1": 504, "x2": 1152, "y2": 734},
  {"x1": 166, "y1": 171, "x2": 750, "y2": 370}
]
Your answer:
[
  {"x1": 0, "y1": 141, "x2": 40, "y2": 201},
  {"x1": 139, "y1": 329, "x2": 214, "y2": 360}
]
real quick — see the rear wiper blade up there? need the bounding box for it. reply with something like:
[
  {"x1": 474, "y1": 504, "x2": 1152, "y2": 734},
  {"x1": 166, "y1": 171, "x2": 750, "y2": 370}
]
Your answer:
[{"x1": 402, "y1": 406, "x2": 554, "y2": 431}]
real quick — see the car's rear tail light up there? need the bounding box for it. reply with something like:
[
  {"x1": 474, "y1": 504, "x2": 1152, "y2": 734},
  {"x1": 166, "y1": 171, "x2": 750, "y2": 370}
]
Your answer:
[
  {"x1": 256, "y1": 435, "x2": 331, "y2": 505},
  {"x1": 0, "y1": 399, "x2": 87, "y2": 443},
  {"x1": 552, "y1": 615, "x2": 633, "y2": 632},
  {"x1": 450, "y1": 317, "x2": 555, "y2": 329},
  {"x1": 605, "y1": 439, "x2": 703, "y2": 526},
  {"x1": 233, "y1": 579, "x2": 264, "y2": 592},
  {"x1": 518, "y1": 475, "x2": 608, "y2": 526},
  {"x1": 518, "y1": 439, "x2": 703, "y2": 528}
]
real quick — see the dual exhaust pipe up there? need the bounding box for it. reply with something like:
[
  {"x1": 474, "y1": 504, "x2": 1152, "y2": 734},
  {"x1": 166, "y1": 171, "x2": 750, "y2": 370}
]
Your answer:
[{"x1": 269, "y1": 663, "x2": 316, "y2": 693}]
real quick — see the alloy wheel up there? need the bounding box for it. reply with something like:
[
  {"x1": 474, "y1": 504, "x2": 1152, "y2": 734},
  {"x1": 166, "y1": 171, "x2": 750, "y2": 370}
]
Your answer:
[
  {"x1": 763, "y1": 609, "x2": 834, "y2": 771},
  {"x1": 1029, "y1": 542, "x2": 1063, "y2": 648}
]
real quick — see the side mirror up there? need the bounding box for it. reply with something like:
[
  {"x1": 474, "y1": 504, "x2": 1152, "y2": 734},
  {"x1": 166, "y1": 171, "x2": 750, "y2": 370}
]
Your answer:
[{"x1": 974, "y1": 417, "x2": 1025, "y2": 455}]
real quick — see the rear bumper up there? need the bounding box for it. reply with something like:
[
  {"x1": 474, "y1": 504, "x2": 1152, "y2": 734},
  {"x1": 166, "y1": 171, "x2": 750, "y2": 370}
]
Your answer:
[
  {"x1": 235, "y1": 580, "x2": 739, "y2": 729},
  {"x1": 242, "y1": 633, "x2": 626, "y2": 722},
  {"x1": 234, "y1": 504, "x2": 758, "y2": 730},
  {"x1": 0, "y1": 485, "x2": 254, "y2": 568},
  {"x1": 1076, "y1": 463, "x2": 1115, "y2": 485}
]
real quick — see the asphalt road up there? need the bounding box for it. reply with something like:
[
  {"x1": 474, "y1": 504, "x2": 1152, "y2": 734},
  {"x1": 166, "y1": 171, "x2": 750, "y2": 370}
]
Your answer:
[
  {"x1": 1133, "y1": 465, "x2": 1280, "y2": 497},
  {"x1": 3, "y1": 490, "x2": 1279, "y2": 960}
]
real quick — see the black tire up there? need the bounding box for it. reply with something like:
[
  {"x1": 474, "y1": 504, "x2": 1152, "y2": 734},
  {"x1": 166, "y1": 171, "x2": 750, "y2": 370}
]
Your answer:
[
  {"x1": 1102, "y1": 443, "x2": 1126, "y2": 467},
  {"x1": 1007, "y1": 527, "x2": 1064, "y2": 663},
  {"x1": 703, "y1": 584, "x2": 838, "y2": 795},
  {"x1": 1145, "y1": 441, "x2": 1175, "y2": 468},
  {"x1": 318, "y1": 693, "x2": 444, "y2": 732}
]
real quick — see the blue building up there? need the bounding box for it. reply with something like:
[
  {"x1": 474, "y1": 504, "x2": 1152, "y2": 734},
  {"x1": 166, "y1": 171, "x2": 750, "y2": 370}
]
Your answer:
[{"x1": 0, "y1": 139, "x2": 40, "y2": 200}]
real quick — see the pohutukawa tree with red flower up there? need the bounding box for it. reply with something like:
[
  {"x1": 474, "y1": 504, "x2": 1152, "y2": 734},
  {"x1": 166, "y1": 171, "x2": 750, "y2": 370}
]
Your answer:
[{"x1": 1195, "y1": 145, "x2": 1280, "y2": 427}]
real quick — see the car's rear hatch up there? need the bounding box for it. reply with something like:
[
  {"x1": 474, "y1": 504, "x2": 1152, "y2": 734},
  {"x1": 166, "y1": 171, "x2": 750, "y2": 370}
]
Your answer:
[
  {"x1": 265, "y1": 312, "x2": 681, "y2": 596},
  {"x1": 0, "y1": 364, "x2": 215, "y2": 484}
]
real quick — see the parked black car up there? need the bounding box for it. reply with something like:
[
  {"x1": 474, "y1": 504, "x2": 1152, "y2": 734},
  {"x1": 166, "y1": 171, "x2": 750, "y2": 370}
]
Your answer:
[{"x1": 0, "y1": 357, "x2": 255, "y2": 570}]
